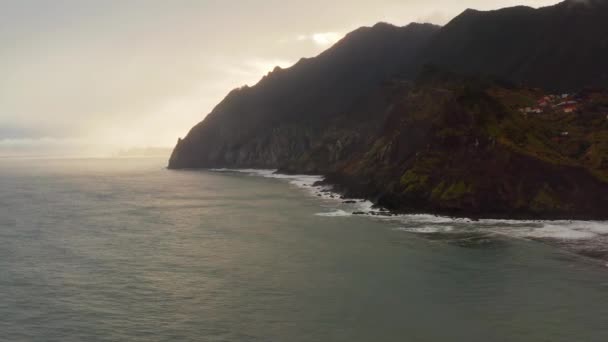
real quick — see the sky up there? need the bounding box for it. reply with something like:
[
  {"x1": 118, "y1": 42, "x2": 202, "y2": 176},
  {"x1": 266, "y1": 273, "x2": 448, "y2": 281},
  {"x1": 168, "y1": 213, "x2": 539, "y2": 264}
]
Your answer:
[{"x1": 0, "y1": 0, "x2": 561, "y2": 156}]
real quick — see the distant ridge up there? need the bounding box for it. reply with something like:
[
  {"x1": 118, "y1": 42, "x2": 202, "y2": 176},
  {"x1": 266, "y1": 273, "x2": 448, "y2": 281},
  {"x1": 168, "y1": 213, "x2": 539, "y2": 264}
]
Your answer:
[{"x1": 422, "y1": 0, "x2": 608, "y2": 91}]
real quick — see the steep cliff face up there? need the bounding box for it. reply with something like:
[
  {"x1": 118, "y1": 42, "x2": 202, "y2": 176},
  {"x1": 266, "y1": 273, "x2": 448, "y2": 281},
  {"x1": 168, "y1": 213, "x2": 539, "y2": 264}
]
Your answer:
[
  {"x1": 169, "y1": 23, "x2": 440, "y2": 169},
  {"x1": 314, "y1": 72, "x2": 608, "y2": 219}
]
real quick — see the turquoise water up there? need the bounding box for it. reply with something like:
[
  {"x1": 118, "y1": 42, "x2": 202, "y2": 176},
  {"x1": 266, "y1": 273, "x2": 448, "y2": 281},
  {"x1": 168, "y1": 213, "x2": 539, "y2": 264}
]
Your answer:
[{"x1": 1, "y1": 157, "x2": 608, "y2": 341}]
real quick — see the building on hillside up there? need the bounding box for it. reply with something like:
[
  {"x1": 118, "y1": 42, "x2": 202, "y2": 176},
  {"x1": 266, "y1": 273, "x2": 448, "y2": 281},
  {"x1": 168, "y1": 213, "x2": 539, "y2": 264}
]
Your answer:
[
  {"x1": 563, "y1": 105, "x2": 578, "y2": 113},
  {"x1": 519, "y1": 107, "x2": 543, "y2": 115}
]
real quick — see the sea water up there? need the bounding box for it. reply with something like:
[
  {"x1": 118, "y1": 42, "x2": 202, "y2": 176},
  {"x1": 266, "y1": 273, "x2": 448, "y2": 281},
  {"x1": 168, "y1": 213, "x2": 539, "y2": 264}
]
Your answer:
[{"x1": 1, "y1": 157, "x2": 608, "y2": 341}]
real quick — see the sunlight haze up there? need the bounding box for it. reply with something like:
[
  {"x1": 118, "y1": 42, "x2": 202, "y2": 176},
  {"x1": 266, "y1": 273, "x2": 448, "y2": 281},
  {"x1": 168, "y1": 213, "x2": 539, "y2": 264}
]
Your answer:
[{"x1": 0, "y1": 0, "x2": 561, "y2": 156}]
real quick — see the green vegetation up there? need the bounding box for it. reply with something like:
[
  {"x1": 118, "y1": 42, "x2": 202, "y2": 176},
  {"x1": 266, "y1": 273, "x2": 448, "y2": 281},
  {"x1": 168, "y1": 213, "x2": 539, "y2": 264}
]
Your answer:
[
  {"x1": 370, "y1": 77, "x2": 608, "y2": 218},
  {"x1": 431, "y1": 181, "x2": 447, "y2": 200},
  {"x1": 400, "y1": 170, "x2": 429, "y2": 193},
  {"x1": 469, "y1": 86, "x2": 608, "y2": 180},
  {"x1": 400, "y1": 153, "x2": 444, "y2": 195},
  {"x1": 439, "y1": 181, "x2": 473, "y2": 201},
  {"x1": 531, "y1": 184, "x2": 570, "y2": 212}
]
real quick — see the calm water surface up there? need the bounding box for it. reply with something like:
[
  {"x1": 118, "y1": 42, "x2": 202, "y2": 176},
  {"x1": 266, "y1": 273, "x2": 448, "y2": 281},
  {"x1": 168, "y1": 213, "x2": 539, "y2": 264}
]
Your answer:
[{"x1": 1, "y1": 157, "x2": 608, "y2": 342}]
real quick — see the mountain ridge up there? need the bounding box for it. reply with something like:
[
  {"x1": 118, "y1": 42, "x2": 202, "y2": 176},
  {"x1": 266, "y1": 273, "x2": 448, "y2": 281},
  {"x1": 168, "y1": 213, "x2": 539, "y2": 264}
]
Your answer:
[{"x1": 422, "y1": 0, "x2": 608, "y2": 91}]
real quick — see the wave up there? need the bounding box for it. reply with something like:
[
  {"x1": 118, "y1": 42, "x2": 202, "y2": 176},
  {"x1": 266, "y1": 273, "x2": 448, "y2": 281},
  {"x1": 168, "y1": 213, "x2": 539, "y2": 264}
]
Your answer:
[
  {"x1": 315, "y1": 210, "x2": 352, "y2": 217},
  {"x1": 395, "y1": 226, "x2": 455, "y2": 234},
  {"x1": 210, "y1": 168, "x2": 324, "y2": 189}
]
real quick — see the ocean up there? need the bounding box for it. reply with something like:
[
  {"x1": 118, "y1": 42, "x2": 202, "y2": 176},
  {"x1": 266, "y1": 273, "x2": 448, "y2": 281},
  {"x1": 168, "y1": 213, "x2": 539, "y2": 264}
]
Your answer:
[{"x1": 1, "y1": 157, "x2": 608, "y2": 341}]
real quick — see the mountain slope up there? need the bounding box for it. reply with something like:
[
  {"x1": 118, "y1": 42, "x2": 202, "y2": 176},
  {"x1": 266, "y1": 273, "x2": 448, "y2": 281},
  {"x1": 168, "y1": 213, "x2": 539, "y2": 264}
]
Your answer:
[
  {"x1": 423, "y1": 0, "x2": 608, "y2": 91},
  {"x1": 313, "y1": 70, "x2": 608, "y2": 219}
]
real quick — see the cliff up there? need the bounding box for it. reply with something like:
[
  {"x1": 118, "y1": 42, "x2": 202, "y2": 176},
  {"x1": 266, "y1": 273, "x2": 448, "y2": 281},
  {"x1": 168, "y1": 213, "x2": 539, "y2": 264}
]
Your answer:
[
  {"x1": 313, "y1": 71, "x2": 608, "y2": 220},
  {"x1": 169, "y1": 23, "x2": 440, "y2": 169}
]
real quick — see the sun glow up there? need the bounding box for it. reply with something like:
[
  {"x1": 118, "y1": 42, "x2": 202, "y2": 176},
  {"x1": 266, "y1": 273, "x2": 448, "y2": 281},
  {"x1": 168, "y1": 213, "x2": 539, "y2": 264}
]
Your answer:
[{"x1": 297, "y1": 32, "x2": 344, "y2": 46}]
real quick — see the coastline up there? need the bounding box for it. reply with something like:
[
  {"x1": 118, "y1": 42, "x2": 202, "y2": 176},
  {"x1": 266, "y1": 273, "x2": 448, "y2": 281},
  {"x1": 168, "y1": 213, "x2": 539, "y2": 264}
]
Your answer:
[
  {"x1": 171, "y1": 165, "x2": 608, "y2": 222},
  {"x1": 188, "y1": 167, "x2": 608, "y2": 263}
]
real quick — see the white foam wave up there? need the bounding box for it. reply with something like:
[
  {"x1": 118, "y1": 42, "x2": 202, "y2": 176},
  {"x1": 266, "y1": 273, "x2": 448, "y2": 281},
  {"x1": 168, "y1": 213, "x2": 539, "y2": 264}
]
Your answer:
[
  {"x1": 391, "y1": 217, "x2": 608, "y2": 242},
  {"x1": 315, "y1": 210, "x2": 352, "y2": 217},
  {"x1": 398, "y1": 214, "x2": 468, "y2": 224},
  {"x1": 210, "y1": 169, "x2": 324, "y2": 188},
  {"x1": 482, "y1": 220, "x2": 608, "y2": 241},
  {"x1": 354, "y1": 200, "x2": 375, "y2": 212},
  {"x1": 585, "y1": 222, "x2": 608, "y2": 235},
  {"x1": 516, "y1": 224, "x2": 598, "y2": 240},
  {"x1": 397, "y1": 216, "x2": 608, "y2": 242},
  {"x1": 396, "y1": 226, "x2": 455, "y2": 234}
]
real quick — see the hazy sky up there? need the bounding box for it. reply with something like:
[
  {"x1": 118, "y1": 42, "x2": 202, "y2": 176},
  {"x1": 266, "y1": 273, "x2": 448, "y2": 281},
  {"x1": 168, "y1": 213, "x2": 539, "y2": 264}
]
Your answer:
[{"x1": 0, "y1": 0, "x2": 561, "y2": 155}]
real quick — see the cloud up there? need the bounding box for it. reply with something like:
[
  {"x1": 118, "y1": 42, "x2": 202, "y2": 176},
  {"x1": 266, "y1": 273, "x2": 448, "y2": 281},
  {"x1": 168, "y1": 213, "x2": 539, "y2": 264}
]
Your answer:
[
  {"x1": 0, "y1": 137, "x2": 108, "y2": 158},
  {"x1": 416, "y1": 10, "x2": 450, "y2": 25},
  {"x1": 0, "y1": 137, "x2": 83, "y2": 147},
  {"x1": 297, "y1": 32, "x2": 344, "y2": 46}
]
